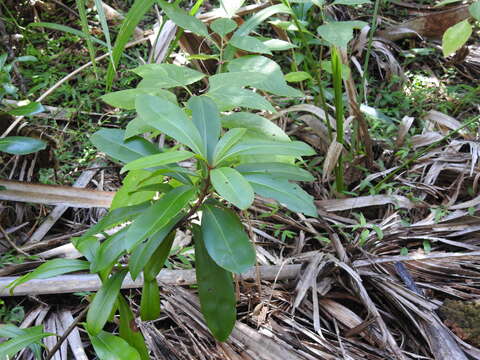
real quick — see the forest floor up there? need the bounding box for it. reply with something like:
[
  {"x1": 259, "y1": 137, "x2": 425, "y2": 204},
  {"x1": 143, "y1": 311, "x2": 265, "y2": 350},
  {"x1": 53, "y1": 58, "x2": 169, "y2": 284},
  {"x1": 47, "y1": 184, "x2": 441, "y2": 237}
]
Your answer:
[{"x1": 0, "y1": 0, "x2": 480, "y2": 359}]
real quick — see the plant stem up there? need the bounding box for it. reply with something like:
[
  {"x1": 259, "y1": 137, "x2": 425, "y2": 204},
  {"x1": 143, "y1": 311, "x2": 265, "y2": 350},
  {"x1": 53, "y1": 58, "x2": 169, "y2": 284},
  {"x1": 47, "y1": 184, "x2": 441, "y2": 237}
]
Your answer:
[{"x1": 331, "y1": 46, "x2": 345, "y2": 193}]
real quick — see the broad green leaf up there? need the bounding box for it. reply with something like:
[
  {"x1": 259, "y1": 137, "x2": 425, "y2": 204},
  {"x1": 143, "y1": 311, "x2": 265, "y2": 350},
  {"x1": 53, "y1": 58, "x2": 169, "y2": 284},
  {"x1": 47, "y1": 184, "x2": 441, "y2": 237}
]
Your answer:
[
  {"x1": 233, "y1": 4, "x2": 291, "y2": 37},
  {"x1": 470, "y1": 1, "x2": 480, "y2": 20},
  {"x1": 91, "y1": 228, "x2": 129, "y2": 273},
  {"x1": 106, "y1": 0, "x2": 155, "y2": 90},
  {"x1": 221, "y1": 112, "x2": 289, "y2": 141},
  {"x1": 188, "y1": 96, "x2": 220, "y2": 164},
  {"x1": 236, "y1": 162, "x2": 314, "y2": 181},
  {"x1": 89, "y1": 330, "x2": 141, "y2": 360},
  {"x1": 285, "y1": 71, "x2": 312, "y2": 82},
  {"x1": 111, "y1": 171, "x2": 163, "y2": 209},
  {"x1": 7, "y1": 102, "x2": 44, "y2": 116},
  {"x1": 211, "y1": 18, "x2": 237, "y2": 37},
  {"x1": 157, "y1": 0, "x2": 209, "y2": 37},
  {"x1": 124, "y1": 117, "x2": 157, "y2": 139},
  {"x1": 332, "y1": 0, "x2": 370, "y2": 4},
  {"x1": 244, "y1": 174, "x2": 317, "y2": 216},
  {"x1": 126, "y1": 186, "x2": 195, "y2": 246},
  {"x1": 0, "y1": 136, "x2": 46, "y2": 155},
  {"x1": 90, "y1": 128, "x2": 159, "y2": 163},
  {"x1": 213, "y1": 128, "x2": 246, "y2": 166},
  {"x1": 442, "y1": 20, "x2": 472, "y2": 56},
  {"x1": 87, "y1": 270, "x2": 128, "y2": 335},
  {"x1": 0, "y1": 327, "x2": 52, "y2": 359},
  {"x1": 211, "y1": 168, "x2": 254, "y2": 210},
  {"x1": 118, "y1": 295, "x2": 149, "y2": 360},
  {"x1": 121, "y1": 150, "x2": 195, "y2": 174},
  {"x1": 0, "y1": 325, "x2": 45, "y2": 360},
  {"x1": 143, "y1": 231, "x2": 176, "y2": 281},
  {"x1": 201, "y1": 204, "x2": 255, "y2": 273},
  {"x1": 219, "y1": 0, "x2": 245, "y2": 18},
  {"x1": 7, "y1": 259, "x2": 90, "y2": 292},
  {"x1": 133, "y1": 64, "x2": 205, "y2": 89},
  {"x1": 227, "y1": 56, "x2": 303, "y2": 97},
  {"x1": 136, "y1": 95, "x2": 206, "y2": 157},
  {"x1": 207, "y1": 86, "x2": 276, "y2": 112},
  {"x1": 230, "y1": 35, "x2": 272, "y2": 55},
  {"x1": 102, "y1": 88, "x2": 177, "y2": 110},
  {"x1": 130, "y1": 183, "x2": 172, "y2": 194},
  {"x1": 72, "y1": 236, "x2": 100, "y2": 263},
  {"x1": 219, "y1": 140, "x2": 315, "y2": 164},
  {"x1": 140, "y1": 279, "x2": 160, "y2": 321},
  {"x1": 317, "y1": 21, "x2": 368, "y2": 48},
  {"x1": 193, "y1": 225, "x2": 236, "y2": 342},
  {"x1": 263, "y1": 38, "x2": 297, "y2": 51},
  {"x1": 130, "y1": 217, "x2": 181, "y2": 279}
]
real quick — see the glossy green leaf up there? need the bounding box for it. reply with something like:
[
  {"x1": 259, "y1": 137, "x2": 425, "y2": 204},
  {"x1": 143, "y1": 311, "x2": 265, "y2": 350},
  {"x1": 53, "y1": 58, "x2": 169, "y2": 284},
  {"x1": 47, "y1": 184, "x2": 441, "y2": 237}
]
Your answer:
[
  {"x1": 102, "y1": 88, "x2": 177, "y2": 110},
  {"x1": 201, "y1": 204, "x2": 255, "y2": 273},
  {"x1": 90, "y1": 128, "x2": 159, "y2": 163},
  {"x1": 7, "y1": 102, "x2": 44, "y2": 116},
  {"x1": 106, "y1": 0, "x2": 155, "y2": 90},
  {"x1": 121, "y1": 150, "x2": 194, "y2": 174},
  {"x1": 136, "y1": 95, "x2": 206, "y2": 157},
  {"x1": 87, "y1": 270, "x2": 128, "y2": 335},
  {"x1": 0, "y1": 326, "x2": 52, "y2": 359},
  {"x1": 212, "y1": 128, "x2": 246, "y2": 166},
  {"x1": 317, "y1": 21, "x2": 368, "y2": 48},
  {"x1": 193, "y1": 224, "x2": 236, "y2": 342},
  {"x1": 130, "y1": 183, "x2": 172, "y2": 194},
  {"x1": 188, "y1": 96, "x2": 220, "y2": 164},
  {"x1": 157, "y1": 0, "x2": 209, "y2": 37},
  {"x1": 7, "y1": 259, "x2": 90, "y2": 292},
  {"x1": 211, "y1": 18, "x2": 237, "y2": 37},
  {"x1": 143, "y1": 231, "x2": 176, "y2": 281},
  {"x1": 284, "y1": 71, "x2": 312, "y2": 82},
  {"x1": 89, "y1": 330, "x2": 141, "y2": 360},
  {"x1": 72, "y1": 236, "x2": 100, "y2": 263},
  {"x1": 219, "y1": 140, "x2": 315, "y2": 163},
  {"x1": 470, "y1": 1, "x2": 480, "y2": 20},
  {"x1": 244, "y1": 174, "x2": 317, "y2": 217},
  {"x1": 91, "y1": 228, "x2": 129, "y2": 273},
  {"x1": 442, "y1": 20, "x2": 472, "y2": 56},
  {"x1": 221, "y1": 112, "x2": 289, "y2": 141},
  {"x1": 230, "y1": 35, "x2": 272, "y2": 55},
  {"x1": 126, "y1": 186, "x2": 195, "y2": 246},
  {"x1": 111, "y1": 170, "x2": 164, "y2": 210},
  {"x1": 118, "y1": 295, "x2": 149, "y2": 360},
  {"x1": 130, "y1": 217, "x2": 181, "y2": 279},
  {"x1": 207, "y1": 86, "x2": 276, "y2": 112},
  {"x1": 0, "y1": 136, "x2": 46, "y2": 155},
  {"x1": 140, "y1": 280, "x2": 160, "y2": 321},
  {"x1": 211, "y1": 167, "x2": 254, "y2": 210},
  {"x1": 134, "y1": 64, "x2": 205, "y2": 89},
  {"x1": 236, "y1": 162, "x2": 314, "y2": 181}
]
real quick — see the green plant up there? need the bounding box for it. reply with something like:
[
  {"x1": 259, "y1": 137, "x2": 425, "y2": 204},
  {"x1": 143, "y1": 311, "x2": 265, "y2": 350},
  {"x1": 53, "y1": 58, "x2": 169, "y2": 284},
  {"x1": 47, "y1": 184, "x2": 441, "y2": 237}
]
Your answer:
[
  {"x1": 442, "y1": 1, "x2": 479, "y2": 56},
  {"x1": 0, "y1": 323, "x2": 52, "y2": 360}
]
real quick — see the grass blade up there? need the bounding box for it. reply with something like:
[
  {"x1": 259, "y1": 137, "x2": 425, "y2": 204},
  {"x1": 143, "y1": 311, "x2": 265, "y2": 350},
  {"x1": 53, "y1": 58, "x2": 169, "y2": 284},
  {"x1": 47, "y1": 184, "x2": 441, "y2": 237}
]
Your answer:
[
  {"x1": 94, "y1": 0, "x2": 114, "y2": 69},
  {"x1": 75, "y1": 0, "x2": 98, "y2": 77},
  {"x1": 331, "y1": 46, "x2": 345, "y2": 193}
]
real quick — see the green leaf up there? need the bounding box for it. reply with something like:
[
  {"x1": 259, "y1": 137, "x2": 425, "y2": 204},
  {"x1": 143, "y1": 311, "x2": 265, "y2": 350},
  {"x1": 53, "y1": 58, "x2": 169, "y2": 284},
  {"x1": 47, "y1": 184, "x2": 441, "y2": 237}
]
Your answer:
[
  {"x1": 435, "y1": 0, "x2": 462, "y2": 7},
  {"x1": 106, "y1": 0, "x2": 155, "y2": 90},
  {"x1": 284, "y1": 71, "x2": 312, "y2": 82},
  {"x1": 317, "y1": 21, "x2": 368, "y2": 48},
  {"x1": 442, "y1": 20, "x2": 472, "y2": 56},
  {"x1": 118, "y1": 295, "x2": 149, "y2": 360},
  {"x1": 126, "y1": 186, "x2": 195, "y2": 246},
  {"x1": 7, "y1": 102, "x2": 44, "y2": 116},
  {"x1": 0, "y1": 326, "x2": 52, "y2": 359},
  {"x1": 91, "y1": 228, "x2": 129, "y2": 273},
  {"x1": 133, "y1": 64, "x2": 205, "y2": 89},
  {"x1": 233, "y1": 4, "x2": 291, "y2": 37},
  {"x1": 219, "y1": 0, "x2": 245, "y2": 18},
  {"x1": 140, "y1": 280, "x2": 160, "y2": 321},
  {"x1": 212, "y1": 128, "x2": 247, "y2": 166},
  {"x1": 0, "y1": 324, "x2": 45, "y2": 360},
  {"x1": 219, "y1": 140, "x2": 315, "y2": 164},
  {"x1": 111, "y1": 171, "x2": 164, "y2": 209},
  {"x1": 211, "y1": 168, "x2": 254, "y2": 210},
  {"x1": 230, "y1": 35, "x2": 272, "y2": 55},
  {"x1": 136, "y1": 95, "x2": 206, "y2": 157},
  {"x1": 201, "y1": 204, "x2": 255, "y2": 274},
  {"x1": 207, "y1": 86, "x2": 276, "y2": 112},
  {"x1": 121, "y1": 150, "x2": 195, "y2": 174},
  {"x1": 0, "y1": 136, "x2": 46, "y2": 155},
  {"x1": 188, "y1": 96, "x2": 221, "y2": 164},
  {"x1": 157, "y1": 0, "x2": 209, "y2": 37},
  {"x1": 221, "y1": 112, "x2": 289, "y2": 141},
  {"x1": 102, "y1": 88, "x2": 177, "y2": 110},
  {"x1": 262, "y1": 38, "x2": 297, "y2": 51},
  {"x1": 129, "y1": 217, "x2": 181, "y2": 280},
  {"x1": 94, "y1": 0, "x2": 113, "y2": 66},
  {"x1": 470, "y1": 1, "x2": 480, "y2": 20},
  {"x1": 89, "y1": 330, "x2": 141, "y2": 360},
  {"x1": 193, "y1": 224, "x2": 236, "y2": 342},
  {"x1": 124, "y1": 117, "x2": 157, "y2": 139},
  {"x1": 143, "y1": 231, "x2": 176, "y2": 281},
  {"x1": 7, "y1": 259, "x2": 90, "y2": 292},
  {"x1": 76, "y1": 0, "x2": 98, "y2": 76},
  {"x1": 87, "y1": 270, "x2": 128, "y2": 335},
  {"x1": 244, "y1": 174, "x2": 317, "y2": 217},
  {"x1": 236, "y1": 162, "x2": 314, "y2": 181},
  {"x1": 211, "y1": 18, "x2": 237, "y2": 37},
  {"x1": 28, "y1": 22, "x2": 108, "y2": 48},
  {"x1": 332, "y1": 0, "x2": 371, "y2": 5},
  {"x1": 90, "y1": 128, "x2": 159, "y2": 163}
]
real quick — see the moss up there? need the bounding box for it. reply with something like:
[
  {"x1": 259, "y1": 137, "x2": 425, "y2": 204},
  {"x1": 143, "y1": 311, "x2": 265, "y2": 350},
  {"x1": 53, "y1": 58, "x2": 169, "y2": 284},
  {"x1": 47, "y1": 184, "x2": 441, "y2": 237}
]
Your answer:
[{"x1": 439, "y1": 299, "x2": 480, "y2": 347}]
